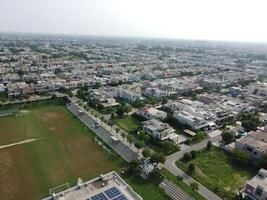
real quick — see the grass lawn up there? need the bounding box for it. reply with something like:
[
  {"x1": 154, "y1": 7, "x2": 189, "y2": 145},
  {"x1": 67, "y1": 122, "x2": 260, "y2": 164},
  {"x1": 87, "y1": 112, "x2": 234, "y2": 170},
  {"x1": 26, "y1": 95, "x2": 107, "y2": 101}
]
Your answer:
[
  {"x1": 123, "y1": 174, "x2": 170, "y2": 200},
  {"x1": 0, "y1": 101, "x2": 124, "y2": 200},
  {"x1": 160, "y1": 168, "x2": 206, "y2": 200},
  {"x1": 114, "y1": 115, "x2": 141, "y2": 133},
  {"x1": 176, "y1": 147, "x2": 257, "y2": 200}
]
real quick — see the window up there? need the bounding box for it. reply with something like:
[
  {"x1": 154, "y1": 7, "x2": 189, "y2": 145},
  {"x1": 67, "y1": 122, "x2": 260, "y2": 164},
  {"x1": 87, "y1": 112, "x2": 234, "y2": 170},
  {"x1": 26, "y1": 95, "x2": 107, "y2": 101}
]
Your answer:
[
  {"x1": 255, "y1": 188, "x2": 263, "y2": 197},
  {"x1": 247, "y1": 147, "x2": 253, "y2": 152}
]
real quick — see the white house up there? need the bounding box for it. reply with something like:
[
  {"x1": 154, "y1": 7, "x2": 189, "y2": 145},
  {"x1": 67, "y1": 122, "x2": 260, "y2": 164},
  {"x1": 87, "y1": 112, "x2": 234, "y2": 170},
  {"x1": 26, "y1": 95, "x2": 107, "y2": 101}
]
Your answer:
[
  {"x1": 137, "y1": 107, "x2": 167, "y2": 120},
  {"x1": 173, "y1": 110, "x2": 208, "y2": 130},
  {"x1": 141, "y1": 119, "x2": 178, "y2": 143}
]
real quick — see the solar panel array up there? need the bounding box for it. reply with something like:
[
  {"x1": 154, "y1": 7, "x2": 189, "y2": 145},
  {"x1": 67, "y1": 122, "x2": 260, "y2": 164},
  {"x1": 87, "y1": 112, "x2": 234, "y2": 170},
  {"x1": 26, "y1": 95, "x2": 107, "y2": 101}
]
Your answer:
[{"x1": 89, "y1": 187, "x2": 128, "y2": 200}]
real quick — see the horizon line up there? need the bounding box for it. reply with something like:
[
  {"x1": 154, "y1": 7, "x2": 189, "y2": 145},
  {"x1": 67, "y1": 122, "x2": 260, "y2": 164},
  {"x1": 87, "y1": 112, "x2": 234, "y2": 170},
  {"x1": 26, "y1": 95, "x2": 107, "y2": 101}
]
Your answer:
[{"x1": 1, "y1": 30, "x2": 267, "y2": 45}]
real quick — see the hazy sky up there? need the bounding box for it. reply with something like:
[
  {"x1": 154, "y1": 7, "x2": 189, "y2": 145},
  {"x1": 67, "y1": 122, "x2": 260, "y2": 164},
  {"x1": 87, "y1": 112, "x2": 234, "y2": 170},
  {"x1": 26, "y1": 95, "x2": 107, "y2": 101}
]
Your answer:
[{"x1": 1, "y1": 0, "x2": 267, "y2": 42}]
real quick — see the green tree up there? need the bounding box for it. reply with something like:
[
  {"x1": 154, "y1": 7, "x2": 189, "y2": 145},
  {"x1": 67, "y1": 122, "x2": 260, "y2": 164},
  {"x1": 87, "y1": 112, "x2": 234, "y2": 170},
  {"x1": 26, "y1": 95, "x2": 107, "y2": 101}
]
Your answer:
[
  {"x1": 121, "y1": 132, "x2": 126, "y2": 141},
  {"x1": 188, "y1": 162, "x2": 195, "y2": 174},
  {"x1": 232, "y1": 149, "x2": 251, "y2": 166},
  {"x1": 160, "y1": 140, "x2": 179, "y2": 155},
  {"x1": 221, "y1": 130, "x2": 235, "y2": 144},
  {"x1": 190, "y1": 150, "x2": 197, "y2": 159},
  {"x1": 142, "y1": 149, "x2": 152, "y2": 158},
  {"x1": 259, "y1": 155, "x2": 267, "y2": 169},
  {"x1": 127, "y1": 135, "x2": 134, "y2": 146},
  {"x1": 151, "y1": 152, "x2": 166, "y2": 163},
  {"x1": 135, "y1": 140, "x2": 145, "y2": 149},
  {"x1": 111, "y1": 112, "x2": 115, "y2": 119},
  {"x1": 94, "y1": 81, "x2": 102, "y2": 89},
  {"x1": 128, "y1": 160, "x2": 139, "y2": 173},
  {"x1": 207, "y1": 141, "x2": 212, "y2": 150},
  {"x1": 190, "y1": 182, "x2": 199, "y2": 191},
  {"x1": 17, "y1": 69, "x2": 24, "y2": 77},
  {"x1": 242, "y1": 120, "x2": 258, "y2": 132},
  {"x1": 183, "y1": 152, "x2": 192, "y2": 161}
]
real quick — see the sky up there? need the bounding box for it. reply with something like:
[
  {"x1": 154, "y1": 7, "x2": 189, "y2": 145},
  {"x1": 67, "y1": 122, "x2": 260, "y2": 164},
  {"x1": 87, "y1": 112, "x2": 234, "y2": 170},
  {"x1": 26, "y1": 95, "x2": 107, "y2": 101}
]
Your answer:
[{"x1": 1, "y1": 0, "x2": 267, "y2": 42}]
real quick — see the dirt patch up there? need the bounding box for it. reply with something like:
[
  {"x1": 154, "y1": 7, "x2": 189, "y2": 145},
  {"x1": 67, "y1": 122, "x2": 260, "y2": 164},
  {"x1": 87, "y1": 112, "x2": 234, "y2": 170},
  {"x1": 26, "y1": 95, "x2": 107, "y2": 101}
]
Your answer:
[
  {"x1": 37, "y1": 112, "x2": 59, "y2": 122},
  {"x1": 49, "y1": 127, "x2": 57, "y2": 131}
]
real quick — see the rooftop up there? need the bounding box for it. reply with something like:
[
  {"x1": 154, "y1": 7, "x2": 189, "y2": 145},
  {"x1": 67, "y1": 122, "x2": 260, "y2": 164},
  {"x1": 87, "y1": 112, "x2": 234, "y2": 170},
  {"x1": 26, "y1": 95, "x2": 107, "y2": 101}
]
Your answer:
[{"x1": 43, "y1": 171, "x2": 142, "y2": 200}]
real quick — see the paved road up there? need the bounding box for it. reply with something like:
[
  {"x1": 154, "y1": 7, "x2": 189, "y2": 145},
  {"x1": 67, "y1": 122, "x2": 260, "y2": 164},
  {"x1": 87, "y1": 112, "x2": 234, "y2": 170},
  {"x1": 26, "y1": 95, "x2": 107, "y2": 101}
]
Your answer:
[
  {"x1": 67, "y1": 102, "x2": 139, "y2": 162},
  {"x1": 164, "y1": 136, "x2": 222, "y2": 200}
]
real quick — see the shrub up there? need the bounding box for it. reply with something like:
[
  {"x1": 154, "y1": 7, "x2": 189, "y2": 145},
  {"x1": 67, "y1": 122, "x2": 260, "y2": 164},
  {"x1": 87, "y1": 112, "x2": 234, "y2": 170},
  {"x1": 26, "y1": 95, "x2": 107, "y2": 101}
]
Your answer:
[
  {"x1": 190, "y1": 182, "x2": 199, "y2": 191},
  {"x1": 142, "y1": 149, "x2": 152, "y2": 158},
  {"x1": 190, "y1": 150, "x2": 197, "y2": 159},
  {"x1": 188, "y1": 163, "x2": 195, "y2": 174},
  {"x1": 183, "y1": 152, "x2": 192, "y2": 161},
  {"x1": 207, "y1": 141, "x2": 212, "y2": 150},
  {"x1": 232, "y1": 149, "x2": 251, "y2": 166}
]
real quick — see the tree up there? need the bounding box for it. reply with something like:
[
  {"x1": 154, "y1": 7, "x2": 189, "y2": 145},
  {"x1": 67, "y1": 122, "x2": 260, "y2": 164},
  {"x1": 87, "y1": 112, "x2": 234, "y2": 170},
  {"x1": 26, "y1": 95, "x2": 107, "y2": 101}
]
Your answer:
[
  {"x1": 94, "y1": 81, "x2": 102, "y2": 89},
  {"x1": 221, "y1": 130, "x2": 235, "y2": 144},
  {"x1": 121, "y1": 132, "x2": 126, "y2": 141},
  {"x1": 161, "y1": 97, "x2": 168, "y2": 104},
  {"x1": 142, "y1": 149, "x2": 152, "y2": 158},
  {"x1": 51, "y1": 94, "x2": 57, "y2": 99},
  {"x1": 17, "y1": 69, "x2": 24, "y2": 77},
  {"x1": 151, "y1": 152, "x2": 166, "y2": 163},
  {"x1": 259, "y1": 155, "x2": 267, "y2": 169},
  {"x1": 232, "y1": 149, "x2": 251, "y2": 166},
  {"x1": 142, "y1": 134, "x2": 151, "y2": 144},
  {"x1": 111, "y1": 112, "x2": 115, "y2": 119},
  {"x1": 207, "y1": 141, "x2": 212, "y2": 150},
  {"x1": 183, "y1": 152, "x2": 192, "y2": 161},
  {"x1": 127, "y1": 135, "x2": 134, "y2": 146},
  {"x1": 242, "y1": 120, "x2": 258, "y2": 132},
  {"x1": 135, "y1": 140, "x2": 145, "y2": 149},
  {"x1": 190, "y1": 182, "x2": 199, "y2": 191},
  {"x1": 160, "y1": 140, "x2": 179, "y2": 155},
  {"x1": 190, "y1": 150, "x2": 197, "y2": 159},
  {"x1": 115, "y1": 127, "x2": 120, "y2": 133},
  {"x1": 128, "y1": 160, "x2": 139, "y2": 173},
  {"x1": 116, "y1": 105, "x2": 125, "y2": 117},
  {"x1": 188, "y1": 163, "x2": 195, "y2": 174}
]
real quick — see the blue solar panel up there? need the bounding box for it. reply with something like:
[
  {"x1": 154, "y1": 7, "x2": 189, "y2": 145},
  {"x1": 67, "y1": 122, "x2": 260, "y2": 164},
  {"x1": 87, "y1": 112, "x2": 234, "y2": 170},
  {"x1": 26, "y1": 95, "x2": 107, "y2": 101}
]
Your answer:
[
  {"x1": 113, "y1": 194, "x2": 128, "y2": 200},
  {"x1": 104, "y1": 187, "x2": 121, "y2": 199},
  {"x1": 91, "y1": 193, "x2": 108, "y2": 200}
]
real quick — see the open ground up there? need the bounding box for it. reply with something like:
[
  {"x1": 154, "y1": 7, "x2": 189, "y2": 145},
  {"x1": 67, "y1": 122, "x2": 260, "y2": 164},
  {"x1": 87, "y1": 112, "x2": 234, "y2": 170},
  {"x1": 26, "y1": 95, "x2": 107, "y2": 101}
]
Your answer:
[
  {"x1": 0, "y1": 101, "x2": 124, "y2": 200},
  {"x1": 176, "y1": 147, "x2": 257, "y2": 200}
]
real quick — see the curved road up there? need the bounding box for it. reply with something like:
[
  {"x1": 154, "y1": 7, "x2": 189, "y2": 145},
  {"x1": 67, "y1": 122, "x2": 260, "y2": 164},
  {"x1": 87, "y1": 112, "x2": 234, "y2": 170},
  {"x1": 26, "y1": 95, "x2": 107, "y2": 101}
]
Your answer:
[{"x1": 164, "y1": 136, "x2": 222, "y2": 200}]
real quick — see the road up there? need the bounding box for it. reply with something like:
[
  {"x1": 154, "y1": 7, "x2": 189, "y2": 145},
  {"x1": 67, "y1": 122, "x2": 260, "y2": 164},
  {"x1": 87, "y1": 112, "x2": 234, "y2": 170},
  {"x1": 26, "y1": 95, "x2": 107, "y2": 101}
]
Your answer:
[
  {"x1": 164, "y1": 135, "x2": 222, "y2": 200},
  {"x1": 67, "y1": 101, "x2": 139, "y2": 162}
]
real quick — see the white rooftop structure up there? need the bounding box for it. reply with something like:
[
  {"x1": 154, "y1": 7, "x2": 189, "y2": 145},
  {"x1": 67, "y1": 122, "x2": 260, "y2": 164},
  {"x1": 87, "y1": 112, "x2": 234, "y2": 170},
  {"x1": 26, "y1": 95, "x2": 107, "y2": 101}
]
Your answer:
[{"x1": 43, "y1": 171, "x2": 142, "y2": 200}]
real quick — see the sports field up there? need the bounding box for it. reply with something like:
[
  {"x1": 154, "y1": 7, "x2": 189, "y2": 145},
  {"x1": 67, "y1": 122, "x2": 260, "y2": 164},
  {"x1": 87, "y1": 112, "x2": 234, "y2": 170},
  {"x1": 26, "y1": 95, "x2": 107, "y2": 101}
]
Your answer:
[{"x1": 0, "y1": 101, "x2": 124, "y2": 200}]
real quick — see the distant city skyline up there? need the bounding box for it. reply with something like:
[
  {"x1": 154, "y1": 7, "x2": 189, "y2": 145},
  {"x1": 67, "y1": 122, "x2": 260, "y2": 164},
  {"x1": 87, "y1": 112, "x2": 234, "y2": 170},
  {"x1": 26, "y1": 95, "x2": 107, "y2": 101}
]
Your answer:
[{"x1": 1, "y1": 0, "x2": 267, "y2": 43}]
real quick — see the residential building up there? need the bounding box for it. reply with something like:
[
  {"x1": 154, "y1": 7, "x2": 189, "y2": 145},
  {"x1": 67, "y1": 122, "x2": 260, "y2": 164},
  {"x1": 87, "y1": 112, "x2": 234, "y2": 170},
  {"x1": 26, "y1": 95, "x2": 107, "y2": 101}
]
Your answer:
[
  {"x1": 43, "y1": 171, "x2": 143, "y2": 200},
  {"x1": 243, "y1": 169, "x2": 267, "y2": 200},
  {"x1": 141, "y1": 119, "x2": 178, "y2": 142},
  {"x1": 137, "y1": 106, "x2": 167, "y2": 120},
  {"x1": 235, "y1": 128, "x2": 267, "y2": 159}
]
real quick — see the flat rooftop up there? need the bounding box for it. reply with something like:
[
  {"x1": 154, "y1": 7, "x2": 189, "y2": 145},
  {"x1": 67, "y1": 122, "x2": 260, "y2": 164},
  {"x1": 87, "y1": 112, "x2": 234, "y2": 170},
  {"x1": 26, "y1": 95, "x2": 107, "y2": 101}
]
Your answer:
[{"x1": 43, "y1": 171, "x2": 142, "y2": 200}]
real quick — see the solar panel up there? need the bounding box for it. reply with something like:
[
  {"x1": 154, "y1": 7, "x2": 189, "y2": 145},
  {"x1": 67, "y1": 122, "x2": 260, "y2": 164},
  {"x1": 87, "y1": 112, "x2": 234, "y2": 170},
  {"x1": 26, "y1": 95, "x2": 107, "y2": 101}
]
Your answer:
[
  {"x1": 104, "y1": 187, "x2": 121, "y2": 199},
  {"x1": 91, "y1": 193, "x2": 108, "y2": 200},
  {"x1": 113, "y1": 194, "x2": 128, "y2": 200}
]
